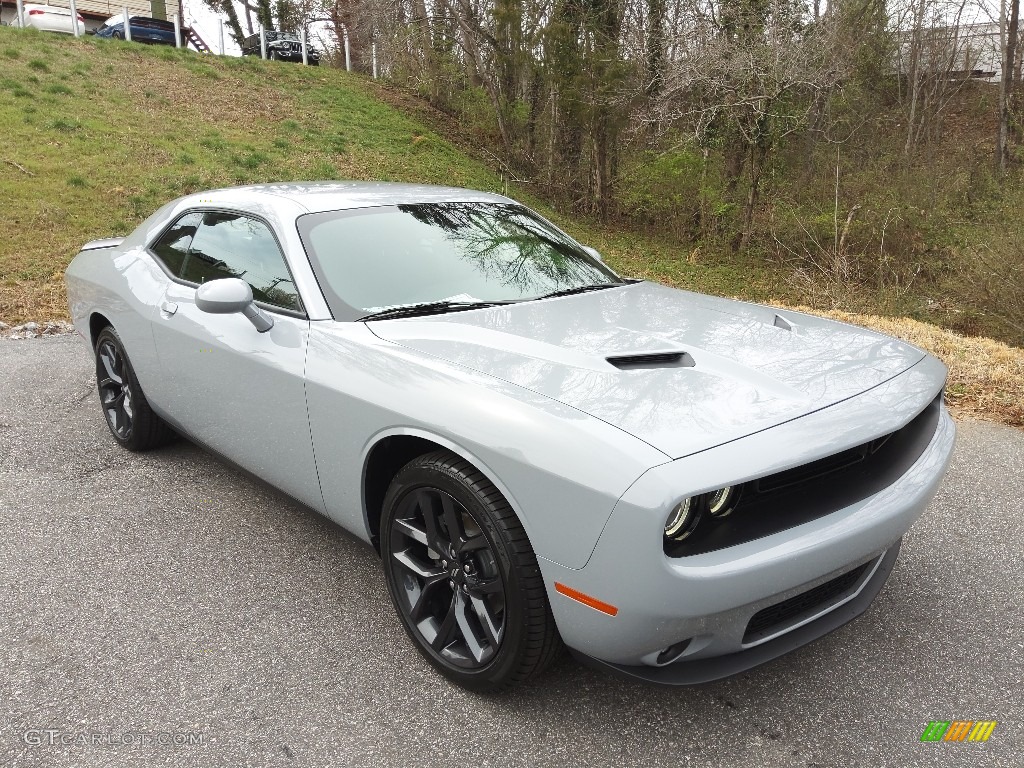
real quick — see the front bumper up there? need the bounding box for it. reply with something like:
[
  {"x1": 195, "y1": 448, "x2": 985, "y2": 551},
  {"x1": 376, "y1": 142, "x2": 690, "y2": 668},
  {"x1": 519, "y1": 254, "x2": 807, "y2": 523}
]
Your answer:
[
  {"x1": 271, "y1": 49, "x2": 318, "y2": 62},
  {"x1": 538, "y1": 358, "x2": 956, "y2": 681},
  {"x1": 572, "y1": 539, "x2": 901, "y2": 685}
]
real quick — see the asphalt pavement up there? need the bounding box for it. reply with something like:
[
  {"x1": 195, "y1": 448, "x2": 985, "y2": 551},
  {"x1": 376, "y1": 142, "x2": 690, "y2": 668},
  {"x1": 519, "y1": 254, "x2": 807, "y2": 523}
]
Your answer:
[{"x1": 0, "y1": 335, "x2": 1021, "y2": 767}]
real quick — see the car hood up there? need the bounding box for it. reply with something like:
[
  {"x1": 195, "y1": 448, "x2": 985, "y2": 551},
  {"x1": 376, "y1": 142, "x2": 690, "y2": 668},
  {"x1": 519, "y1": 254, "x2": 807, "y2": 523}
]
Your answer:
[{"x1": 369, "y1": 282, "x2": 926, "y2": 458}]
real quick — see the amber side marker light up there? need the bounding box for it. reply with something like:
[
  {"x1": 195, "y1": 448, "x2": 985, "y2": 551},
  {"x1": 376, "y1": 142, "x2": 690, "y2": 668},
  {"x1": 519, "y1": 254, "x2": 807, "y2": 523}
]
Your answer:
[{"x1": 554, "y1": 582, "x2": 619, "y2": 616}]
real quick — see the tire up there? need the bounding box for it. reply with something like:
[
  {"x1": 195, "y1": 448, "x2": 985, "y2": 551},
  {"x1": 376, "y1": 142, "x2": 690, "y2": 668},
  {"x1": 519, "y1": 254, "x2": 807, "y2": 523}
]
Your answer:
[
  {"x1": 381, "y1": 450, "x2": 562, "y2": 691},
  {"x1": 112, "y1": 31, "x2": 123, "y2": 40},
  {"x1": 94, "y1": 327, "x2": 174, "y2": 451},
  {"x1": 269, "y1": 50, "x2": 278, "y2": 61}
]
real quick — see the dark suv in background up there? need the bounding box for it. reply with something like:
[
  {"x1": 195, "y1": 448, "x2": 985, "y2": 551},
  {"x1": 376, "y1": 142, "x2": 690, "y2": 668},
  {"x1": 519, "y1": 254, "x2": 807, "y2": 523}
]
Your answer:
[{"x1": 241, "y1": 30, "x2": 320, "y2": 65}]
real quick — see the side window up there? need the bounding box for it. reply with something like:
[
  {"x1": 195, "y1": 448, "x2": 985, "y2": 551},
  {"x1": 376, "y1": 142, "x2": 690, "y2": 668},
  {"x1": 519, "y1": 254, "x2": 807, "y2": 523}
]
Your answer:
[
  {"x1": 181, "y1": 212, "x2": 302, "y2": 313},
  {"x1": 150, "y1": 212, "x2": 203, "y2": 277}
]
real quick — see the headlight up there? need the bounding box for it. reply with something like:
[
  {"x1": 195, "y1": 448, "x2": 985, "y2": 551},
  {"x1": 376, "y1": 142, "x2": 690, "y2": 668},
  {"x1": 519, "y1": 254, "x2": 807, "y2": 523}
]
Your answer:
[
  {"x1": 707, "y1": 485, "x2": 739, "y2": 517},
  {"x1": 664, "y1": 497, "x2": 700, "y2": 540},
  {"x1": 664, "y1": 486, "x2": 742, "y2": 544}
]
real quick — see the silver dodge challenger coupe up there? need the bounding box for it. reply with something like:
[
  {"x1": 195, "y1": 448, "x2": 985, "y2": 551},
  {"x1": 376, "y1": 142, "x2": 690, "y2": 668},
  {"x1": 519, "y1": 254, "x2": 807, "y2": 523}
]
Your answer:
[{"x1": 65, "y1": 182, "x2": 956, "y2": 690}]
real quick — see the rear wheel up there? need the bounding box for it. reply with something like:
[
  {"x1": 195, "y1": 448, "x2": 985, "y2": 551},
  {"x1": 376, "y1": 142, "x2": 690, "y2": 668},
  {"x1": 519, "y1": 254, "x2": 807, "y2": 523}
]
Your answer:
[
  {"x1": 381, "y1": 451, "x2": 562, "y2": 691},
  {"x1": 94, "y1": 327, "x2": 174, "y2": 451}
]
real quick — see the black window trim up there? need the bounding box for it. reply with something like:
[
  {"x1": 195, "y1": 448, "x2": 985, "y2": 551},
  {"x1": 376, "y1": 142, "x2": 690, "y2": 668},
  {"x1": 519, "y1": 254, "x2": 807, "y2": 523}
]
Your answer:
[{"x1": 147, "y1": 206, "x2": 309, "y2": 321}]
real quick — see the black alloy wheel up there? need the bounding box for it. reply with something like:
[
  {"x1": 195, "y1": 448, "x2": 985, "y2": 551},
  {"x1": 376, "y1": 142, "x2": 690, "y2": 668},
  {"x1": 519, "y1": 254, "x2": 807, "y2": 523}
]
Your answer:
[
  {"x1": 97, "y1": 336, "x2": 132, "y2": 440},
  {"x1": 390, "y1": 487, "x2": 506, "y2": 668},
  {"x1": 94, "y1": 327, "x2": 174, "y2": 451},
  {"x1": 381, "y1": 451, "x2": 561, "y2": 690}
]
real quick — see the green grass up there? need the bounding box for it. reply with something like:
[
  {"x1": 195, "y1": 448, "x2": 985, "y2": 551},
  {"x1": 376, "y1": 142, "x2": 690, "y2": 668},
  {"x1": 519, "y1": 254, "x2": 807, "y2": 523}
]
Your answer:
[{"x1": 0, "y1": 25, "x2": 783, "y2": 323}]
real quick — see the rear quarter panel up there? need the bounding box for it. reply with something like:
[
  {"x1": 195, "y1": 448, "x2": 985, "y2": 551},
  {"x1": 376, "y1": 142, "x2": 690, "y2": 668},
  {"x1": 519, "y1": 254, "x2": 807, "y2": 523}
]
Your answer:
[{"x1": 65, "y1": 244, "x2": 167, "y2": 404}]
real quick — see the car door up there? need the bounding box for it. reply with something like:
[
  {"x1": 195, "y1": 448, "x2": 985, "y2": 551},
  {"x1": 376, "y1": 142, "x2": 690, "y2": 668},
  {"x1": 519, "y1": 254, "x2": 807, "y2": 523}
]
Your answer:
[{"x1": 148, "y1": 209, "x2": 326, "y2": 515}]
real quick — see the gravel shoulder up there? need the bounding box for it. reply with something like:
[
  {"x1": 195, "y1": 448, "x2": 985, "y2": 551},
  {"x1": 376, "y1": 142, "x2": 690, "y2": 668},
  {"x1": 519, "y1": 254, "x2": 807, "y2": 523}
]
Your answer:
[{"x1": 0, "y1": 336, "x2": 1021, "y2": 768}]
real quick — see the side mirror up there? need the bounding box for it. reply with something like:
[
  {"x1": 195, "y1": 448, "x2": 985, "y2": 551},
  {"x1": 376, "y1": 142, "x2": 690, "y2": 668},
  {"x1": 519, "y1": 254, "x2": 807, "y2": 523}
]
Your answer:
[
  {"x1": 582, "y1": 245, "x2": 604, "y2": 263},
  {"x1": 195, "y1": 278, "x2": 274, "y2": 333}
]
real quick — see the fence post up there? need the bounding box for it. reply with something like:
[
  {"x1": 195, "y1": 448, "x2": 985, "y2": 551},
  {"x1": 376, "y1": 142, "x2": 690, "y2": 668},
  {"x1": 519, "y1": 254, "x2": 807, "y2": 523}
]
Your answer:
[
  {"x1": 69, "y1": 0, "x2": 80, "y2": 37},
  {"x1": 122, "y1": 7, "x2": 131, "y2": 41},
  {"x1": 372, "y1": 41, "x2": 377, "y2": 79},
  {"x1": 300, "y1": 28, "x2": 308, "y2": 65},
  {"x1": 259, "y1": 25, "x2": 266, "y2": 59},
  {"x1": 342, "y1": 25, "x2": 350, "y2": 71},
  {"x1": 14, "y1": 0, "x2": 24, "y2": 28},
  {"x1": 172, "y1": 13, "x2": 181, "y2": 48},
  {"x1": 218, "y1": 19, "x2": 224, "y2": 55}
]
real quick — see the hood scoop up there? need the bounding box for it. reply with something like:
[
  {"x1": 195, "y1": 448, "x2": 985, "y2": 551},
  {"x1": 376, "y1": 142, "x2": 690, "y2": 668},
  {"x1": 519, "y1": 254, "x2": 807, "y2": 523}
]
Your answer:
[{"x1": 607, "y1": 351, "x2": 695, "y2": 371}]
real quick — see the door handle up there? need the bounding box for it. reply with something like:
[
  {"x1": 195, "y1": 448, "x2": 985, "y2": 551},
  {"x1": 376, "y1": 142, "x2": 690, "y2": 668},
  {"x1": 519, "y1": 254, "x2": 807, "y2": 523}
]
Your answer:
[{"x1": 160, "y1": 300, "x2": 178, "y2": 316}]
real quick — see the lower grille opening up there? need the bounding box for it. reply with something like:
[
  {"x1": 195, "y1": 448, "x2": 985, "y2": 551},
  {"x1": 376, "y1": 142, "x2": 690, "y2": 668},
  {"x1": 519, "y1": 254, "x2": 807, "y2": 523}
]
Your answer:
[{"x1": 743, "y1": 561, "x2": 872, "y2": 644}]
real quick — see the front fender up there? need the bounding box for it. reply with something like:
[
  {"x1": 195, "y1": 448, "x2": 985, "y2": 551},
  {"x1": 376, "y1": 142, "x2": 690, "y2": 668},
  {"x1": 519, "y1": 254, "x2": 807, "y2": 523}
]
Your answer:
[{"x1": 306, "y1": 321, "x2": 668, "y2": 569}]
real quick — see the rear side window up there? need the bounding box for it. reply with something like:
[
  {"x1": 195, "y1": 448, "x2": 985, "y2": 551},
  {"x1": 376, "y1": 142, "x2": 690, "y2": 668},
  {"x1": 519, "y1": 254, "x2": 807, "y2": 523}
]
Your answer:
[
  {"x1": 150, "y1": 210, "x2": 302, "y2": 313},
  {"x1": 150, "y1": 212, "x2": 202, "y2": 275}
]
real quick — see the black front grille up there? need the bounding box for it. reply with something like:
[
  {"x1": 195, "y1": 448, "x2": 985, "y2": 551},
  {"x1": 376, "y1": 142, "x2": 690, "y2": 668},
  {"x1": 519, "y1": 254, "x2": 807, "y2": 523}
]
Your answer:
[
  {"x1": 743, "y1": 561, "x2": 872, "y2": 644},
  {"x1": 756, "y1": 432, "x2": 893, "y2": 494},
  {"x1": 665, "y1": 392, "x2": 942, "y2": 557}
]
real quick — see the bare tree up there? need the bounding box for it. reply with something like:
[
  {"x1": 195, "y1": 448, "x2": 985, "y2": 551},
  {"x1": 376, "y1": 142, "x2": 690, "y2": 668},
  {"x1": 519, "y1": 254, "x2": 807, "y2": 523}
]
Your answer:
[
  {"x1": 652, "y1": 1, "x2": 852, "y2": 249},
  {"x1": 998, "y1": 0, "x2": 1021, "y2": 171}
]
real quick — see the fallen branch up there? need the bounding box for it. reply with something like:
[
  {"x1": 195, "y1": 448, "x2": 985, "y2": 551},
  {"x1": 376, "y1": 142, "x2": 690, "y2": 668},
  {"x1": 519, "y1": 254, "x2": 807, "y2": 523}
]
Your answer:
[{"x1": 2, "y1": 158, "x2": 34, "y2": 176}]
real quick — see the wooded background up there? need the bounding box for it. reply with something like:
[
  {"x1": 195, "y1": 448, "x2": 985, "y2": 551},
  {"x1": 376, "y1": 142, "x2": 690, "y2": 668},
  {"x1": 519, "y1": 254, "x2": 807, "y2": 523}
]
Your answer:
[{"x1": 205, "y1": 0, "x2": 1024, "y2": 344}]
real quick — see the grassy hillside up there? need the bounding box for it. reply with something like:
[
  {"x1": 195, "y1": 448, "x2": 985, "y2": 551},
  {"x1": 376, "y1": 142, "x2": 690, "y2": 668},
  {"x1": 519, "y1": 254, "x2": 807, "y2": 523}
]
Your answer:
[
  {"x1": 0, "y1": 26, "x2": 776, "y2": 324},
  {"x1": 0, "y1": 26, "x2": 1021, "y2": 426}
]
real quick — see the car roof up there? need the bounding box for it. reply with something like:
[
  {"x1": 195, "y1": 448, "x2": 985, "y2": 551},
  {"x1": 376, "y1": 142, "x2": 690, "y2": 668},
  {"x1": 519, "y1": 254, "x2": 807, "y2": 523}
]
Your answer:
[
  {"x1": 103, "y1": 14, "x2": 167, "y2": 23},
  {"x1": 179, "y1": 181, "x2": 515, "y2": 215}
]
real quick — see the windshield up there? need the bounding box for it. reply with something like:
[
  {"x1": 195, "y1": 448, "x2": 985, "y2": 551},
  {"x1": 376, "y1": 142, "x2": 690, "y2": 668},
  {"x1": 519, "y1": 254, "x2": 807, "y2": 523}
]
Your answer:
[{"x1": 297, "y1": 202, "x2": 622, "y2": 320}]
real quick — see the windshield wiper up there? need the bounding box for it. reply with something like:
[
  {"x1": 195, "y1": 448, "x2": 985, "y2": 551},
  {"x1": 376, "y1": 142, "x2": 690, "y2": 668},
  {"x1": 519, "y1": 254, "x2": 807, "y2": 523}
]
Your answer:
[
  {"x1": 359, "y1": 300, "x2": 515, "y2": 321},
  {"x1": 535, "y1": 283, "x2": 622, "y2": 301}
]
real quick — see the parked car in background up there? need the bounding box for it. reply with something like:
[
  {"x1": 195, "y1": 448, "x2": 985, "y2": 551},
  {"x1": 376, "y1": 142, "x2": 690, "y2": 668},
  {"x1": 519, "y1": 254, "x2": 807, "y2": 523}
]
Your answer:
[
  {"x1": 240, "y1": 30, "x2": 320, "y2": 64},
  {"x1": 94, "y1": 15, "x2": 177, "y2": 45},
  {"x1": 22, "y1": 4, "x2": 85, "y2": 35}
]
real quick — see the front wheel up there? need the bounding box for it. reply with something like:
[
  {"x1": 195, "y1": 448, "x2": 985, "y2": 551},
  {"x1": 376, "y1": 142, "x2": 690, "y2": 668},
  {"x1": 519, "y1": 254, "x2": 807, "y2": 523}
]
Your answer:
[
  {"x1": 94, "y1": 327, "x2": 174, "y2": 451},
  {"x1": 381, "y1": 451, "x2": 562, "y2": 691}
]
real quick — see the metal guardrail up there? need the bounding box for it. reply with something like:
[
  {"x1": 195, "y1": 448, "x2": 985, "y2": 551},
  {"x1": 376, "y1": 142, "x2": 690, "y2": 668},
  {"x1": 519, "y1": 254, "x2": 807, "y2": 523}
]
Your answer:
[
  {"x1": 5, "y1": 4, "x2": 349, "y2": 71},
  {"x1": 8, "y1": 1, "x2": 209, "y2": 55},
  {"x1": 8, "y1": 0, "x2": 151, "y2": 27}
]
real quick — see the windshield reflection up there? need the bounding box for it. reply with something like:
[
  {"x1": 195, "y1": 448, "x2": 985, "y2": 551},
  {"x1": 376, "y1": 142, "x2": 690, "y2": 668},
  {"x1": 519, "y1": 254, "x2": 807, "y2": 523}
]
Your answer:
[{"x1": 298, "y1": 202, "x2": 622, "y2": 320}]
